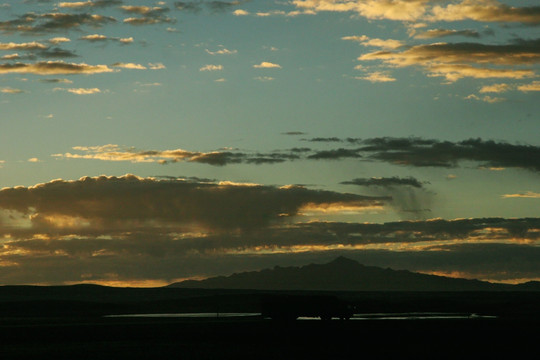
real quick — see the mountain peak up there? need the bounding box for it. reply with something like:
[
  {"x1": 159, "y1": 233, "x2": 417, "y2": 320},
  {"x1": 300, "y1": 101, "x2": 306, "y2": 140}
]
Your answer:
[{"x1": 327, "y1": 256, "x2": 359, "y2": 267}]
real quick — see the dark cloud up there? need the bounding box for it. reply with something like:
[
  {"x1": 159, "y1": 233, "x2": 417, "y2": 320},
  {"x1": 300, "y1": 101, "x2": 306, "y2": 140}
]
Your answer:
[
  {"x1": 55, "y1": 137, "x2": 540, "y2": 172},
  {"x1": 341, "y1": 176, "x2": 432, "y2": 219},
  {"x1": 0, "y1": 41, "x2": 77, "y2": 59},
  {"x1": 289, "y1": 147, "x2": 312, "y2": 153},
  {"x1": 0, "y1": 12, "x2": 116, "y2": 34},
  {"x1": 1, "y1": 215, "x2": 539, "y2": 284},
  {"x1": 359, "y1": 137, "x2": 540, "y2": 172},
  {"x1": 303, "y1": 137, "x2": 343, "y2": 142},
  {"x1": 37, "y1": 78, "x2": 73, "y2": 83},
  {"x1": 359, "y1": 38, "x2": 540, "y2": 82},
  {"x1": 174, "y1": 1, "x2": 247, "y2": 13},
  {"x1": 341, "y1": 176, "x2": 427, "y2": 188},
  {"x1": 174, "y1": 1, "x2": 203, "y2": 13},
  {"x1": 282, "y1": 131, "x2": 306, "y2": 136},
  {"x1": 414, "y1": 29, "x2": 482, "y2": 39},
  {"x1": 0, "y1": 174, "x2": 536, "y2": 285},
  {"x1": 37, "y1": 47, "x2": 78, "y2": 58},
  {"x1": 59, "y1": 0, "x2": 124, "y2": 8},
  {"x1": 208, "y1": 1, "x2": 245, "y2": 13},
  {"x1": 0, "y1": 175, "x2": 386, "y2": 233},
  {"x1": 307, "y1": 148, "x2": 362, "y2": 160}
]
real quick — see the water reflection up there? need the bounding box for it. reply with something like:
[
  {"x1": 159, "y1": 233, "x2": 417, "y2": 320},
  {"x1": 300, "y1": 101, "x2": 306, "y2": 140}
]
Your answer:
[
  {"x1": 106, "y1": 312, "x2": 496, "y2": 320},
  {"x1": 105, "y1": 312, "x2": 260, "y2": 318}
]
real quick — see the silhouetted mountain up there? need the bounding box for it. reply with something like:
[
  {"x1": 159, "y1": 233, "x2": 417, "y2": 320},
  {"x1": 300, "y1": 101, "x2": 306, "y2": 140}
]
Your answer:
[
  {"x1": 514, "y1": 281, "x2": 540, "y2": 291},
  {"x1": 169, "y1": 257, "x2": 524, "y2": 291}
]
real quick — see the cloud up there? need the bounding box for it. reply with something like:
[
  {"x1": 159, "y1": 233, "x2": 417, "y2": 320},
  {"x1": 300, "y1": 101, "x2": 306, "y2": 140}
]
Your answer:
[
  {"x1": 120, "y1": 5, "x2": 174, "y2": 25},
  {"x1": 254, "y1": 76, "x2": 274, "y2": 81},
  {"x1": 518, "y1": 81, "x2": 540, "y2": 92},
  {"x1": 0, "y1": 12, "x2": 117, "y2": 34},
  {"x1": 253, "y1": 61, "x2": 281, "y2": 69},
  {"x1": 54, "y1": 87, "x2": 101, "y2": 94},
  {"x1": 292, "y1": 0, "x2": 429, "y2": 21},
  {"x1": 341, "y1": 176, "x2": 432, "y2": 218},
  {"x1": 358, "y1": 137, "x2": 540, "y2": 172},
  {"x1": 429, "y1": 1, "x2": 540, "y2": 24},
  {"x1": 342, "y1": 35, "x2": 403, "y2": 49},
  {"x1": 208, "y1": 1, "x2": 245, "y2": 13},
  {"x1": 79, "y1": 34, "x2": 108, "y2": 42},
  {"x1": 205, "y1": 48, "x2": 237, "y2": 55},
  {"x1": 148, "y1": 63, "x2": 166, "y2": 70},
  {"x1": 0, "y1": 40, "x2": 78, "y2": 59},
  {"x1": 413, "y1": 28, "x2": 481, "y2": 39},
  {"x1": 502, "y1": 191, "x2": 540, "y2": 199},
  {"x1": 38, "y1": 78, "x2": 73, "y2": 83},
  {"x1": 341, "y1": 176, "x2": 427, "y2": 189},
  {"x1": 0, "y1": 41, "x2": 48, "y2": 51},
  {"x1": 0, "y1": 174, "x2": 386, "y2": 235},
  {"x1": 282, "y1": 131, "x2": 307, "y2": 136},
  {"x1": 51, "y1": 137, "x2": 540, "y2": 174},
  {"x1": 1, "y1": 189, "x2": 539, "y2": 284},
  {"x1": 356, "y1": 71, "x2": 396, "y2": 83},
  {"x1": 233, "y1": 9, "x2": 249, "y2": 16},
  {"x1": 358, "y1": 38, "x2": 540, "y2": 82},
  {"x1": 464, "y1": 93, "x2": 505, "y2": 103},
  {"x1": 1, "y1": 87, "x2": 25, "y2": 94},
  {"x1": 39, "y1": 47, "x2": 79, "y2": 58},
  {"x1": 292, "y1": 1, "x2": 540, "y2": 25},
  {"x1": 112, "y1": 62, "x2": 147, "y2": 70},
  {"x1": 303, "y1": 137, "x2": 343, "y2": 143},
  {"x1": 358, "y1": 38, "x2": 540, "y2": 66},
  {"x1": 199, "y1": 64, "x2": 223, "y2": 71},
  {"x1": 48, "y1": 37, "x2": 71, "y2": 44},
  {"x1": 307, "y1": 148, "x2": 362, "y2": 160},
  {"x1": 120, "y1": 5, "x2": 169, "y2": 15},
  {"x1": 175, "y1": 1, "x2": 247, "y2": 14},
  {"x1": 174, "y1": 1, "x2": 203, "y2": 13},
  {"x1": 0, "y1": 61, "x2": 113, "y2": 75},
  {"x1": 57, "y1": 1, "x2": 123, "y2": 8},
  {"x1": 479, "y1": 83, "x2": 510, "y2": 93},
  {"x1": 52, "y1": 144, "x2": 301, "y2": 166}
]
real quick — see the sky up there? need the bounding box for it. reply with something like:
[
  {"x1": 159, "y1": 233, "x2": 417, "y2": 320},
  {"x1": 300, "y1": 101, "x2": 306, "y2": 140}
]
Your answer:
[{"x1": 0, "y1": 0, "x2": 539, "y2": 286}]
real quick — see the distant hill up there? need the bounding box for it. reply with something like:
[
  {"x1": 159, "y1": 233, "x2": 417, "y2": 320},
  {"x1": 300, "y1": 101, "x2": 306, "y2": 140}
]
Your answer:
[{"x1": 169, "y1": 256, "x2": 539, "y2": 291}]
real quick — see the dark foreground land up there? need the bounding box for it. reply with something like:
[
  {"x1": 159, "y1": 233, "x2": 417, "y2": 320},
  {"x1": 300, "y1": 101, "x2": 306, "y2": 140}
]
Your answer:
[
  {"x1": 0, "y1": 287, "x2": 539, "y2": 359},
  {"x1": 1, "y1": 316, "x2": 539, "y2": 359}
]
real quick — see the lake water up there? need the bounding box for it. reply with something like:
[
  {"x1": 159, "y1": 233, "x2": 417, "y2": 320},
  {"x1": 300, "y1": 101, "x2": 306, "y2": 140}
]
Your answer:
[{"x1": 105, "y1": 312, "x2": 496, "y2": 320}]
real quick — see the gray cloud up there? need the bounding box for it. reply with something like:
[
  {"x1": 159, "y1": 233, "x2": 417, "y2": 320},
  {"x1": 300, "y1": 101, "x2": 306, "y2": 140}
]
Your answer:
[
  {"x1": 54, "y1": 137, "x2": 540, "y2": 173},
  {"x1": 303, "y1": 137, "x2": 343, "y2": 143},
  {"x1": 36, "y1": 47, "x2": 78, "y2": 58},
  {"x1": 58, "y1": 0, "x2": 123, "y2": 9},
  {"x1": 0, "y1": 214, "x2": 539, "y2": 284},
  {"x1": 341, "y1": 176, "x2": 427, "y2": 188},
  {"x1": 359, "y1": 37, "x2": 540, "y2": 82},
  {"x1": 174, "y1": 1, "x2": 247, "y2": 14},
  {"x1": 0, "y1": 174, "x2": 387, "y2": 233},
  {"x1": 414, "y1": 28, "x2": 482, "y2": 39},
  {"x1": 359, "y1": 137, "x2": 540, "y2": 172},
  {"x1": 0, "y1": 12, "x2": 116, "y2": 34},
  {"x1": 282, "y1": 131, "x2": 306, "y2": 136},
  {"x1": 341, "y1": 176, "x2": 433, "y2": 219},
  {"x1": 307, "y1": 148, "x2": 362, "y2": 160}
]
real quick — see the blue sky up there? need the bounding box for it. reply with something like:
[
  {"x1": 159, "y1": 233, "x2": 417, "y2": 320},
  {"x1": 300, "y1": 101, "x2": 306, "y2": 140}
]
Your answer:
[{"x1": 0, "y1": 0, "x2": 539, "y2": 286}]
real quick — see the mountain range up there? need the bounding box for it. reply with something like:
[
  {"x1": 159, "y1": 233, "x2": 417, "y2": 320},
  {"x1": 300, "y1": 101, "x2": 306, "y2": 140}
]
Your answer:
[{"x1": 169, "y1": 256, "x2": 540, "y2": 291}]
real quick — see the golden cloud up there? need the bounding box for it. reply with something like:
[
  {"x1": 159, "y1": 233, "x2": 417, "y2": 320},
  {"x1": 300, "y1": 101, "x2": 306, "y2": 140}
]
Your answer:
[{"x1": 0, "y1": 61, "x2": 113, "y2": 75}]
